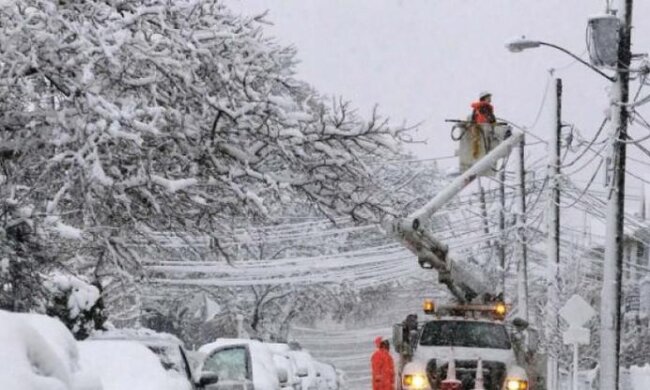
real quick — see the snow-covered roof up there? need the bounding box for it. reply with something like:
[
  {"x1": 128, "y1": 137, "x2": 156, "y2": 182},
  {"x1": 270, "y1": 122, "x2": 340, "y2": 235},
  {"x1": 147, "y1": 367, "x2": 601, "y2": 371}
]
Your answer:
[
  {"x1": 198, "y1": 338, "x2": 261, "y2": 354},
  {"x1": 90, "y1": 327, "x2": 183, "y2": 347}
]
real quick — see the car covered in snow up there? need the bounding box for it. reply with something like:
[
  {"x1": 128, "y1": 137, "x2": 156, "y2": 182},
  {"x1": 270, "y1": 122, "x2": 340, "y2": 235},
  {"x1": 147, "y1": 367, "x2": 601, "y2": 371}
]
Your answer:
[
  {"x1": 314, "y1": 362, "x2": 338, "y2": 390},
  {"x1": 394, "y1": 300, "x2": 531, "y2": 390},
  {"x1": 198, "y1": 338, "x2": 283, "y2": 390},
  {"x1": 266, "y1": 343, "x2": 305, "y2": 390},
  {"x1": 0, "y1": 310, "x2": 101, "y2": 390},
  {"x1": 78, "y1": 339, "x2": 218, "y2": 390},
  {"x1": 89, "y1": 327, "x2": 198, "y2": 384},
  {"x1": 287, "y1": 350, "x2": 321, "y2": 390}
]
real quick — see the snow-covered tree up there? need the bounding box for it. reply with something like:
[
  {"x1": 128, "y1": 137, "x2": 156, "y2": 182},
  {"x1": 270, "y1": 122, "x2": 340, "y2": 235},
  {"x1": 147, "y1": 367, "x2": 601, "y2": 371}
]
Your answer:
[
  {"x1": 44, "y1": 273, "x2": 106, "y2": 339},
  {"x1": 0, "y1": 0, "x2": 408, "y2": 316}
]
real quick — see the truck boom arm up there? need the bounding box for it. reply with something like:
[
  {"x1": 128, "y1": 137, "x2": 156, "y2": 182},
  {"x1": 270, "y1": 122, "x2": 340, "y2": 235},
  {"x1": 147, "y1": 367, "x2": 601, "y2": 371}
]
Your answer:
[{"x1": 388, "y1": 130, "x2": 524, "y2": 303}]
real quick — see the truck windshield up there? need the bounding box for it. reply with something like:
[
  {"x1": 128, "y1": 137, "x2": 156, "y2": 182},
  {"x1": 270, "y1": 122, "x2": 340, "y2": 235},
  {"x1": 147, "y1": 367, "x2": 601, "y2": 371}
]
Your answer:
[{"x1": 419, "y1": 320, "x2": 511, "y2": 350}]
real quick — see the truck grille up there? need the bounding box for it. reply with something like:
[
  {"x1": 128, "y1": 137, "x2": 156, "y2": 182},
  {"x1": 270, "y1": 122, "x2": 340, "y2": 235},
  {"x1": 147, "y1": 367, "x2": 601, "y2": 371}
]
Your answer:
[{"x1": 426, "y1": 360, "x2": 507, "y2": 390}]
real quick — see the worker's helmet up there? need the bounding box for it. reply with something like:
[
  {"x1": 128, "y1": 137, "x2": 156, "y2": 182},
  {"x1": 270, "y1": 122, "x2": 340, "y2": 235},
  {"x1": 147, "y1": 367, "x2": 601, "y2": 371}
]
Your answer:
[{"x1": 479, "y1": 91, "x2": 492, "y2": 100}]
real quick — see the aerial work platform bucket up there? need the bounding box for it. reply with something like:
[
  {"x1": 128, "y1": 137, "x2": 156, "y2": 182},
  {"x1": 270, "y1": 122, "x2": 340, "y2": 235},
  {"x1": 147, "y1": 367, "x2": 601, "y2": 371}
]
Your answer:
[{"x1": 451, "y1": 122, "x2": 512, "y2": 176}]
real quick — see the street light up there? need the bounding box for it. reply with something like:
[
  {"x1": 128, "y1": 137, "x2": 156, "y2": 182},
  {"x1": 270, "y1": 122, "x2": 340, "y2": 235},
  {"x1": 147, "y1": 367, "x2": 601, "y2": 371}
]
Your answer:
[
  {"x1": 505, "y1": 37, "x2": 616, "y2": 82},
  {"x1": 505, "y1": 37, "x2": 541, "y2": 52}
]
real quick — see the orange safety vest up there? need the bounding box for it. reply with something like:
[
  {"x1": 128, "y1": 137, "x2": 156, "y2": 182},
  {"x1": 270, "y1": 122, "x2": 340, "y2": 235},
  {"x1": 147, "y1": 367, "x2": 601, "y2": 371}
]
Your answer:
[{"x1": 471, "y1": 101, "x2": 496, "y2": 124}]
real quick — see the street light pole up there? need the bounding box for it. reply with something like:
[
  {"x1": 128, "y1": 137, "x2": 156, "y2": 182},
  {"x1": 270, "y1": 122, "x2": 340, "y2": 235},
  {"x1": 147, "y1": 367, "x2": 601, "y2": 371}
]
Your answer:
[
  {"x1": 599, "y1": 0, "x2": 633, "y2": 389},
  {"x1": 546, "y1": 78, "x2": 562, "y2": 390},
  {"x1": 517, "y1": 138, "x2": 529, "y2": 323}
]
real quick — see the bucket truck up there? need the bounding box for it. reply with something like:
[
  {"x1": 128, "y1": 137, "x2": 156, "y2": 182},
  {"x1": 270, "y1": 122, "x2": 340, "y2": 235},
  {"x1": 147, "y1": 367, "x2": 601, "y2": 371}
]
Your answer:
[{"x1": 387, "y1": 123, "x2": 540, "y2": 389}]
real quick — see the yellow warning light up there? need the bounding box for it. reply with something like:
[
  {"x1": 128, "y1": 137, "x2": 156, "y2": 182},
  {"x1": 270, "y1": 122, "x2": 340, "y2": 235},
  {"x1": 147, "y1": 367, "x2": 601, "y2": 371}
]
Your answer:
[
  {"x1": 403, "y1": 373, "x2": 428, "y2": 388},
  {"x1": 494, "y1": 302, "x2": 507, "y2": 317},
  {"x1": 505, "y1": 378, "x2": 528, "y2": 390},
  {"x1": 423, "y1": 299, "x2": 435, "y2": 314}
]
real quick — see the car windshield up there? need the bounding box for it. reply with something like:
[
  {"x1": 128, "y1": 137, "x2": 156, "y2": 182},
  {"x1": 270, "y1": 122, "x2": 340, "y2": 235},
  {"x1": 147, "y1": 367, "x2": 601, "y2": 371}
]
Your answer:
[
  {"x1": 419, "y1": 320, "x2": 511, "y2": 349},
  {"x1": 203, "y1": 346, "x2": 250, "y2": 382}
]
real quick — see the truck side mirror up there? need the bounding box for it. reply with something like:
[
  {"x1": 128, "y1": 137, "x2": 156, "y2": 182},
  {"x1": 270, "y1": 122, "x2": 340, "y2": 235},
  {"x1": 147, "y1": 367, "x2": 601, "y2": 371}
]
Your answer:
[
  {"x1": 392, "y1": 324, "x2": 403, "y2": 353},
  {"x1": 512, "y1": 317, "x2": 529, "y2": 331},
  {"x1": 198, "y1": 372, "x2": 219, "y2": 387}
]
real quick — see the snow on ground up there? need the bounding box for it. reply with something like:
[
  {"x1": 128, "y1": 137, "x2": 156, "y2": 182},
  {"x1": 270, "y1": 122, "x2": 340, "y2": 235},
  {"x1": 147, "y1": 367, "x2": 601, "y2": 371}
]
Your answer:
[{"x1": 78, "y1": 340, "x2": 190, "y2": 390}]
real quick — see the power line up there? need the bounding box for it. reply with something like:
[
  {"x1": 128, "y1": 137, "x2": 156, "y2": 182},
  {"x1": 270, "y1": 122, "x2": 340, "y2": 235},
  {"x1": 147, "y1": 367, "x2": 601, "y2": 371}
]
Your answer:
[
  {"x1": 561, "y1": 118, "x2": 608, "y2": 168},
  {"x1": 560, "y1": 159, "x2": 604, "y2": 209}
]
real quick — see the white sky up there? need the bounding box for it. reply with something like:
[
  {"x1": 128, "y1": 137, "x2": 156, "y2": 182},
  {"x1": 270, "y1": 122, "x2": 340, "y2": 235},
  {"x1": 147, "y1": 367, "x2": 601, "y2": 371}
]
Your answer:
[{"x1": 224, "y1": 0, "x2": 650, "y2": 215}]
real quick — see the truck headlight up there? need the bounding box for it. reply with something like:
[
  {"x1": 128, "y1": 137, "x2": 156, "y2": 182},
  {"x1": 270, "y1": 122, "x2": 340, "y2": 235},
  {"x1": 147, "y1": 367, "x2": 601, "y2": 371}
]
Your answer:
[
  {"x1": 505, "y1": 378, "x2": 528, "y2": 390},
  {"x1": 403, "y1": 373, "x2": 428, "y2": 388}
]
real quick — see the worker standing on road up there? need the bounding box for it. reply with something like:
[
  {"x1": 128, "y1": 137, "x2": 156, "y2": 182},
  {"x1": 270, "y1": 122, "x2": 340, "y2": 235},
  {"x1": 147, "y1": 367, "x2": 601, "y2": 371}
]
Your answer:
[
  {"x1": 371, "y1": 337, "x2": 395, "y2": 390},
  {"x1": 468, "y1": 91, "x2": 497, "y2": 158}
]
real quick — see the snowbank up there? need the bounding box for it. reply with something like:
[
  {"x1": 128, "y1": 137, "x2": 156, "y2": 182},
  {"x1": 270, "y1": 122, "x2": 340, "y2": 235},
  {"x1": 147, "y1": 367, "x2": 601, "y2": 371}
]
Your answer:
[
  {"x1": 78, "y1": 340, "x2": 190, "y2": 390},
  {"x1": 0, "y1": 311, "x2": 100, "y2": 390},
  {"x1": 630, "y1": 364, "x2": 650, "y2": 390}
]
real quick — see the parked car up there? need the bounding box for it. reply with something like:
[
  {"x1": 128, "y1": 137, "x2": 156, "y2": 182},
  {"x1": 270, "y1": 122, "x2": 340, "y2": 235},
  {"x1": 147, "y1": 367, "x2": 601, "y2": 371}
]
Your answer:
[
  {"x1": 89, "y1": 327, "x2": 198, "y2": 385},
  {"x1": 78, "y1": 339, "x2": 218, "y2": 390},
  {"x1": 198, "y1": 339, "x2": 283, "y2": 390},
  {"x1": 0, "y1": 310, "x2": 101, "y2": 390},
  {"x1": 266, "y1": 343, "x2": 304, "y2": 390},
  {"x1": 313, "y1": 362, "x2": 338, "y2": 390},
  {"x1": 287, "y1": 350, "x2": 319, "y2": 390}
]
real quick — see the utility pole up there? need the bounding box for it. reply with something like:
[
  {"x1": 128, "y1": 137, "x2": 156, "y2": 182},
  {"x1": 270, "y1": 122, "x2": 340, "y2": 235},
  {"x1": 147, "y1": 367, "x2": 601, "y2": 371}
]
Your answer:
[
  {"x1": 499, "y1": 167, "x2": 507, "y2": 293},
  {"x1": 600, "y1": 0, "x2": 633, "y2": 388},
  {"x1": 477, "y1": 178, "x2": 492, "y2": 242},
  {"x1": 546, "y1": 77, "x2": 562, "y2": 390},
  {"x1": 517, "y1": 138, "x2": 529, "y2": 322}
]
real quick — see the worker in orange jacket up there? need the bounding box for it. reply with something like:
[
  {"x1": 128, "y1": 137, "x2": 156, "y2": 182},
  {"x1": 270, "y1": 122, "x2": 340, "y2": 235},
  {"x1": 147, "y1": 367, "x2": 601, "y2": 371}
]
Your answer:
[
  {"x1": 371, "y1": 337, "x2": 395, "y2": 390},
  {"x1": 468, "y1": 91, "x2": 497, "y2": 158},
  {"x1": 471, "y1": 91, "x2": 497, "y2": 124}
]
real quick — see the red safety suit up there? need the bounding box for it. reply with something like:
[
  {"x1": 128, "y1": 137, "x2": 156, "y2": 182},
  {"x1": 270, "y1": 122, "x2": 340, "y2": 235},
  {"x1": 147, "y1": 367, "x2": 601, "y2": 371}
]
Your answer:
[
  {"x1": 471, "y1": 101, "x2": 496, "y2": 124},
  {"x1": 371, "y1": 337, "x2": 395, "y2": 390}
]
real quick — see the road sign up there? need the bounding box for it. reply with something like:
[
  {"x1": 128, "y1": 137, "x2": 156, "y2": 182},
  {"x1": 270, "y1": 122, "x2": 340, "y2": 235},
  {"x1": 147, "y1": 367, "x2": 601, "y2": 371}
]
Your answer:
[
  {"x1": 559, "y1": 294, "x2": 596, "y2": 327},
  {"x1": 563, "y1": 327, "x2": 590, "y2": 345}
]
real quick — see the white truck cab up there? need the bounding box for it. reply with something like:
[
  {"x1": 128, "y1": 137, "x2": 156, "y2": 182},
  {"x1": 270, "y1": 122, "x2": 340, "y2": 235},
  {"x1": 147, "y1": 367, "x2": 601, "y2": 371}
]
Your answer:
[{"x1": 394, "y1": 301, "x2": 531, "y2": 390}]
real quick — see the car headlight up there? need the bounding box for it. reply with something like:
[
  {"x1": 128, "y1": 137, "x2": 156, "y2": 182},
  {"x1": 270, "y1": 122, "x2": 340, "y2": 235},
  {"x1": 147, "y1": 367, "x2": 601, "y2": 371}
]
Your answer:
[
  {"x1": 505, "y1": 378, "x2": 528, "y2": 390},
  {"x1": 403, "y1": 373, "x2": 428, "y2": 388}
]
